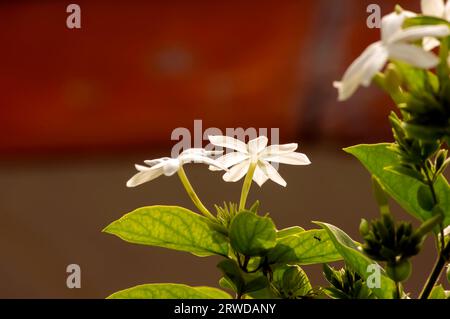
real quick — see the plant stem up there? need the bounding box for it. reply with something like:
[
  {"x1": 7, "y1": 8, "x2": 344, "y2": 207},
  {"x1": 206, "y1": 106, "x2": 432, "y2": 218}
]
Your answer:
[
  {"x1": 177, "y1": 166, "x2": 215, "y2": 220},
  {"x1": 242, "y1": 256, "x2": 250, "y2": 271},
  {"x1": 423, "y1": 165, "x2": 445, "y2": 251},
  {"x1": 419, "y1": 254, "x2": 446, "y2": 299},
  {"x1": 418, "y1": 160, "x2": 450, "y2": 299},
  {"x1": 239, "y1": 162, "x2": 257, "y2": 211}
]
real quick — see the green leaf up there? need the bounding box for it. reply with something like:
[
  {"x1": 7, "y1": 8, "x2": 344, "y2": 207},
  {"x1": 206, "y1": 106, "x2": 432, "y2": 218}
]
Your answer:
[
  {"x1": 107, "y1": 283, "x2": 231, "y2": 299},
  {"x1": 267, "y1": 229, "x2": 342, "y2": 265},
  {"x1": 345, "y1": 144, "x2": 450, "y2": 226},
  {"x1": 404, "y1": 16, "x2": 450, "y2": 28},
  {"x1": 217, "y1": 260, "x2": 245, "y2": 293},
  {"x1": 429, "y1": 285, "x2": 447, "y2": 299},
  {"x1": 103, "y1": 206, "x2": 229, "y2": 257},
  {"x1": 372, "y1": 176, "x2": 390, "y2": 215},
  {"x1": 417, "y1": 185, "x2": 435, "y2": 211},
  {"x1": 276, "y1": 226, "x2": 305, "y2": 239},
  {"x1": 229, "y1": 211, "x2": 277, "y2": 256},
  {"x1": 244, "y1": 276, "x2": 269, "y2": 294},
  {"x1": 316, "y1": 222, "x2": 397, "y2": 299}
]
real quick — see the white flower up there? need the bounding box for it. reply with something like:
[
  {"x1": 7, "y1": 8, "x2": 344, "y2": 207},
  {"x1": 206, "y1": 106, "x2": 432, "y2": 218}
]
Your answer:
[
  {"x1": 208, "y1": 135, "x2": 311, "y2": 187},
  {"x1": 334, "y1": 11, "x2": 450, "y2": 101},
  {"x1": 421, "y1": 0, "x2": 450, "y2": 50},
  {"x1": 126, "y1": 148, "x2": 226, "y2": 187}
]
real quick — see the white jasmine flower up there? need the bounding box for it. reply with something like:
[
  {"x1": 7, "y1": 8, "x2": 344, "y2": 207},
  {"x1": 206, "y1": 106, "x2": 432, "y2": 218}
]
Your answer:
[
  {"x1": 334, "y1": 11, "x2": 450, "y2": 101},
  {"x1": 208, "y1": 135, "x2": 311, "y2": 187},
  {"x1": 127, "y1": 148, "x2": 226, "y2": 187},
  {"x1": 421, "y1": 0, "x2": 450, "y2": 50}
]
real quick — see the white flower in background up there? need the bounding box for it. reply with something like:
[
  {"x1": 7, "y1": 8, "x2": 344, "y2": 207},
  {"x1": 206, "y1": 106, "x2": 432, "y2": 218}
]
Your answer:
[
  {"x1": 208, "y1": 135, "x2": 311, "y2": 187},
  {"x1": 421, "y1": 0, "x2": 450, "y2": 50},
  {"x1": 334, "y1": 11, "x2": 450, "y2": 101},
  {"x1": 127, "y1": 148, "x2": 226, "y2": 187}
]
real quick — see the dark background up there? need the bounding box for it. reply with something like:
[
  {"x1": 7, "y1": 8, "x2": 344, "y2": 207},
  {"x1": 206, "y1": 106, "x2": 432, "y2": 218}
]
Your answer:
[{"x1": 1, "y1": 0, "x2": 446, "y2": 298}]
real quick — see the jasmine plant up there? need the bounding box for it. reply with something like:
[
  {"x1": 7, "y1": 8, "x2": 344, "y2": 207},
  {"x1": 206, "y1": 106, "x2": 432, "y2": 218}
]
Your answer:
[{"x1": 104, "y1": 1, "x2": 450, "y2": 299}]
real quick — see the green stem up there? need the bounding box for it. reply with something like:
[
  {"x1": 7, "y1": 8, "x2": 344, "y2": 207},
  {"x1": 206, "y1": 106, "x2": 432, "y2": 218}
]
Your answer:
[
  {"x1": 423, "y1": 165, "x2": 445, "y2": 251},
  {"x1": 417, "y1": 160, "x2": 450, "y2": 299},
  {"x1": 239, "y1": 162, "x2": 257, "y2": 211},
  {"x1": 419, "y1": 254, "x2": 446, "y2": 299},
  {"x1": 177, "y1": 166, "x2": 215, "y2": 220},
  {"x1": 396, "y1": 282, "x2": 401, "y2": 299}
]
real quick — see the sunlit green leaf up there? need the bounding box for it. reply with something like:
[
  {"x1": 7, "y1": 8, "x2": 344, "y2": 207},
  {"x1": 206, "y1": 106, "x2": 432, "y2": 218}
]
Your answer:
[
  {"x1": 268, "y1": 229, "x2": 341, "y2": 265},
  {"x1": 107, "y1": 283, "x2": 231, "y2": 299},
  {"x1": 316, "y1": 222, "x2": 397, "y2": 299},
  {"x1": 229, "y1": 211, "x2": 277, "y2": 257},
  {"x1": 345, "y1": 144, "x2": 450, "y2": 226},
  {"x1": 104, "y1": 206, "x2": 229, "y2": 257}
]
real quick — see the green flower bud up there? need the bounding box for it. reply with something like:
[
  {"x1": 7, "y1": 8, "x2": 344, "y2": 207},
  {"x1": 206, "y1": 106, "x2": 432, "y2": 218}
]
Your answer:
[
  {"x1": 386, "y1": 260, "x2": 412, "y2": 283},
  {"x1": 359, "y1": 219, "x2": 370, "y2": 236}
]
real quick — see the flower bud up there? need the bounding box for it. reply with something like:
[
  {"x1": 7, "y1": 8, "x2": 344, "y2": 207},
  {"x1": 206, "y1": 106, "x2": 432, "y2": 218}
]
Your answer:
[
  {"x1": 359, "y1": 219, "x2": 370, "y2": 236},
  {"x1": 386, "y1": 260, "x2": 412, "y2": 282}
]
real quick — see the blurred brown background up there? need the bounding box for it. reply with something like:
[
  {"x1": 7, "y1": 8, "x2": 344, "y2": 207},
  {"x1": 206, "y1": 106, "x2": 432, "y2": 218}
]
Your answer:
[{"x1": 0, "y1": 0, "x2": 446, "y2": 298}]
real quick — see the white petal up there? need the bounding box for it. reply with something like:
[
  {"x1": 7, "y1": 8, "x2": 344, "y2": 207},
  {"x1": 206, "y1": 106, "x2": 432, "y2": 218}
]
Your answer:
[
  {"x1": 208, "y1": 135, "x2": 248, "y2": 153},
  {"x1": 162, "y1": 159, "x2": 180, "y2": 176},
  {"x1": 135, "y1": 164, "x2": 151, "y2": 172},
  {"x1": 208, "y1": 152, "x2": 249, "y2": 171},
  {"x1": 144, "y1": 158, "x2": 170, "y2": 166},
  {"x1": 260, "y1": 143, "x2": 298, "y2": 157},
  {"x1": 247, "y1": 136, "x2": 268, "y2": 154},
  {"x1": 258, "y1": 161, "x2": 287, "y2": 187},
  {"x1": 444, "y1": 225, "x2": 450, "y2": 237},
  {"x1": 180, "y1": 148, "x2": 223, "y2": 157},
  {"x1": 389, "y1": 25, "x2": 450, "y2": 43},
  {"x1": 421, "y1": 0, "x2": 445, "y2": 17},
  {"x1": 382, "y1": 12, "x2": 408, "y2": 43},
  {"x1": 446, "y1": 0, "x2": 450, "y2": 20},
  {"x1": 388, "y1": 43, "x2": 440, "y2": 68},
  {"x1": 126, "y1": 166, "x2": 165, "y2": 187},
  {"x1": 264, "y1": 152, "x2": 311, "y2": 165},
  {"x1": 334, "y1": 42, "x2": 387, "y2": 101},
  {"x1": 180, "y1": 153, "x2": 228, "y2": 171},
  {"x1": 423, "y1": 37, "x2": 441, "y2": 51},
  {"x1": 223, "y1": 160, "x2": 250, "y2": 182},
  {"x1": 252, "y1": 166, "x2": 269, "y2": 187}
]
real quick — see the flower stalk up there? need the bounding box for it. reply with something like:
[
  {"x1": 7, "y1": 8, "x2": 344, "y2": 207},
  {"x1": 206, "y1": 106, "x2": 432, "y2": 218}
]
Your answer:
[
  {"x1": 239, "y1": 162, "x2": 257, "y2": 211},
  {"x1": 177, "y1": 166, "x2": 215, "y2": 220}
]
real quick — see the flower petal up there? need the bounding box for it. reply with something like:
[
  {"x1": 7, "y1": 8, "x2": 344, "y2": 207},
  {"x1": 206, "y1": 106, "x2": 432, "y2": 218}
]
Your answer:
[
  {"x1": 208, "y1": 135, "x2": 248, "y2": 153},
  {"x1": 258, "y1": 160, "x2": 287, "y2": 187},
  {"x1": 247, "y1": 136, "x2": 268, "y2": 154},
  {"x1": 223, "y1": 160, "x2": 250, "y2": 182},
  {"x1": 334, "y1": 42, "x2": 387, "y2": 101},
  {"x1": 389, "y1": 25, "x2": 450, "y2": 43},
  {"x1": 181, "y1": 148, "x2": 223, "y2": 156},
  {"x1": 180, "y1": 153, "x2": 228, "y2": 171},
  {"x1": 446, "y1": 0, "x2": 450, "y2": 20},
  {"x1": 144, "y1": 158, "x2": 170, "y2": 166},
  {"x1": 388, "y1": 43, "x2": 440, "y2": 68},
  {"x1": 423, "y1": 36, "x2": 441, "y2": 51},
  {"x1": 253, "y1": 166, "x2": 269, "y2": 187},
  {"x1": 260, "y1": 143, "x2": 298, "y2": 157},
  {"x1": 264, "y1": 152, "x2": 311, "y2": 165},
  {"x1": 421, "y1": 0, "x2": 445, "y2": 17},
  {"x1": 381, "y1": 12, "x2": 408, "y2": 43},
  {"x1": 209, "y1": 152, "x2": 249, "y2": 171},
  {"x1": 162, "y1": 158, "x2": 180, "y2": 176},
  {"x1": 126, "y1": 166, "x2": 165, "y2": 187}
]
